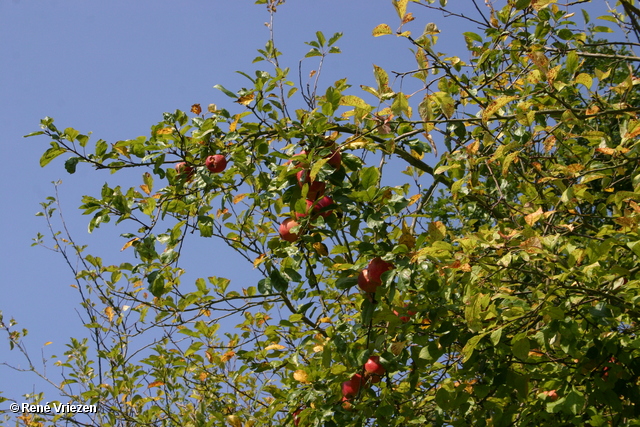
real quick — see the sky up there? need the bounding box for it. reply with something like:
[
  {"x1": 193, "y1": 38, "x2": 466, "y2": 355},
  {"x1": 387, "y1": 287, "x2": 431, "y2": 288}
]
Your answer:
[{"x1": 0, "y1": 0, "x2": 613, "y2": 414}]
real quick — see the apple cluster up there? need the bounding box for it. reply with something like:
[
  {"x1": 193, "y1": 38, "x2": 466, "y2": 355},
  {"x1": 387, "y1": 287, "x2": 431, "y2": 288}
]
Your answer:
[
  {"x1": 357, "y1": 257, "x2": 394, "y2": 294},
  {"x1": 174, "y1": 154, "x2": 229, "y2": 181},
  {"x1": 341, "y1": 356, "x2": 386, "y2": 405},
  {"x1": 278, "y1": 147, "x2": 341, "y2": 242}
]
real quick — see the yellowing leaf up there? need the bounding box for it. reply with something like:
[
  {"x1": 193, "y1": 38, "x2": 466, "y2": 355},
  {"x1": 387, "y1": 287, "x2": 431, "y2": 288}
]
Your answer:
[
  {"x1": 44, "y1": 341, "x2": 53, "y2": 346},
  {"x1": 148, "y1": 381, "x2": 164, "y2": 388},
  {"x1": 265, "y1": 344, "x2": 286, "y2": 351},
  {"x1": 482, "y1": 96, "x2": 518, "y2": 124},
  {"x1": 531, "y1": 0, "x2": 557, "y2": 11},
  {"x1": 408, "y1": 194, "x2": 421, "y2": 206},
  {"x1": 227, "y1": 415, "x2": 242, "y2": 427},
  {"x1": 191, "y1": 104, "x2": 202, "y2": 115},
  {"x1": 399, "y1": 221, "x2": 416, "y2": 249},
  {"x1": 313, "y1": 345, "x2": 324, "y2": 353},
  {"x1": 524, "y1": 207, "x2": 544, "y2": 227},
  {"x1": 253, "y1": 253, "x2": 266, "y2": 268},
  {"x1": 156, "y1": 127, "x2": 173, "y2": 135},
  {"x1": 293, "y1": 370, "x2": 310, "y2": 383},
  {"x1": 372, "y1": 23, "x2": 393, "y2": 37},
  {"x1": 575, "y1": 73, "x2": 593, "y2": 89},
  {"x1": 121, "y1": 237, "x2": 139, "y2": 251},
  {"x1": 208, "y1": 103, "x2": 218, "y2": 113},
  {"x1": 393, "y1": 0, "x2": 408, "y2": 19},
  {"x1": 318, "y1": 317, "x2": 332, "y2": 324},
  {"x1": 105, "y1": 306, "x2": 115, "y2": 323},
  {"x1": 402, "y1": 12, "x2": 415, "y2": 24},
  {"x1": 236, "y1": 93, "x2": 255, "y2": 106},
  {"x1": 390, "y1": 341, "x2": 406, "y2": 356},
  {"x1": 233, "y1": 194, "x2": 247, "y2": 204},
  {"x1": 140, "y1": 184, "x2": 151, "y2": 195},
  {"x1": 313, "y1": 242, "x2": 329, "y2": 256},
  {"x1": 221, "y1": 350, "x2": 235, "y2": 362}
]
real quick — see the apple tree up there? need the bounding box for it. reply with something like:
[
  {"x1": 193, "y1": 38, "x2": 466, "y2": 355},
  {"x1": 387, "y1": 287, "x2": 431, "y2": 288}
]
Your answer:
[{"x1": 4, "y1": 0, "x2": 640, "y2": 425}]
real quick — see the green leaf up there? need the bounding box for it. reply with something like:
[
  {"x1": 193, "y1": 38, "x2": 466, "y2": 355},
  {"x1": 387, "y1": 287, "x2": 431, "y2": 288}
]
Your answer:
[
  {"x1": 64, "y1": 157, "x2": 80, "y2": 174},
  {"x1": 511, "y1": 337, "x2": 530, "y2": 360},
  {"x1": 213, "y1": 84, "x2": 237, "y2": 98},
  {"x1": 40, "y1": 146, "x2": 66, "y2": 167},
  {"x1": 360, "y1": 166, "x2": 380, "y2": 189}
]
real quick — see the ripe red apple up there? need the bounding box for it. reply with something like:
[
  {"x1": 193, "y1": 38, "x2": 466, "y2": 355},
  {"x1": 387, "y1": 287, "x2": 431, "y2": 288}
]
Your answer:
[
  {"x1": 393, "y1": 304, "x2": 417, "y2": 323},
  {"x1": 278, "y1": 218, "x2": 300, "y2": 242},
  {"x1": 175, "y1": 162, "x2": 194, "y2": 180},
  {"x1": 205, "y1": 154, "x2": 227, "y2": 173},
  {"x1": 295, "y1": 200, "x2": 314, "y2": 219},
  {"x1": 286, "y1": 150, "x2": 309, "y2": 169},
  {"x1": 358, "y1": 269, "x2": 380, "y2": 293},
  {"x1": 543, "y1": 389, "x2": 558, "y2": 401},
  {"x1": 326, "y1": 149, "x2": 342, "y2": 169},
  {"x1": 341, "y1": 373, "x2": 365, "y2": 398},
  {"x1": 293, "y1": 408, "x2": 302, "y2": 426},
  {"x1": 368, "y1": 257, "x2": 394, "y2": 284},
  {"x1": 364, "y1": 356, "x2": 385, "y2": 383},
  {"x1": 314, "y1": 196, "x2": 334, "y2": 217},
  {"x1": 296, "y1": 169, "x2": 326, "y2": 200}
]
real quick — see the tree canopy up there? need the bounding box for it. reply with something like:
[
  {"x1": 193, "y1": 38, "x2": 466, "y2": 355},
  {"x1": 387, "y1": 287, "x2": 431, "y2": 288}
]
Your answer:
[{"x1": 4, "y1": 0, "x2": 640, "y2": 425}]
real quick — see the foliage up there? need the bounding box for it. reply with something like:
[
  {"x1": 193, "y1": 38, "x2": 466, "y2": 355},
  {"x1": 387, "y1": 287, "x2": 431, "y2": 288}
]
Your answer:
[{"x1": 4, "y1": 0, "x2": 640, "y2": 425}]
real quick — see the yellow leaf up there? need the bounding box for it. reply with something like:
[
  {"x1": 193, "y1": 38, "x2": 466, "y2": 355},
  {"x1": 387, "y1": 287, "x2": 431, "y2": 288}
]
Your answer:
[
  {"x1": 139, "y1": 184, "x2": 151, "y2": 195},
  {"x1": 253, "y1": 253, "x2": 266, "y2": 268},
  {"x1": 482, "y1": 96, "x2": 518, "y2": 124},
  {"x1": 208, "y1": 103, "x2": 218, "y2": 113},
  {"x1": 227, "y1": 415, "x2": 242, "y2": 427},
  {"x1": 531, "y1": 0, "x2": 557, "y2": 11},
  {"x1": 148, "y1": 381, "x2": 164, "y2": 388},
  {"x1": 402, "y1": 12, "x2": 415, "y2": 24},
  {"x1": 199, "y1": 372, "x2": 208, "y2": 381},
  {"x1": 399, "y1": 221, "x2": 416, "y2": 249},
  {"x1": 236, "y1": 93, "x2": 255, "y2": 106},
  {"x1": 221, "y1": 350, "x2": 235, "y2": 362},
  {"x1": 233, "y1": 194, "x2": 247, "y2": 204},
  {"x1": 524, "y1": 207, "x2": 544, "y2": 227},
  {"x1": 318, "y1": 317, "x2": 332, "y2": 324},
  {"x1": 293, "y1": 370, "x2": 310, "y2": 383},
  {"x1": 265, "y1": 344, "x2": 286, "y2": 351},
  {"x1": 121, "y1": 237, "x2": 139, "y2": 251},
  {"x1": 313, "y1": 345, "x2": 324, "y2": 353},
  {"x1": 408, "y1": 194, "x2": 421, "y2": 206},
  {"x1": 156, "y1": 127, "x2": 173, "y2": 135},
  {"x1": 134, "y1": 280, "x2": 144, "y2": 288},
  {"x1": 390, "y1": 341, "x2": 406, "y2": 356},
  {"x1": 313, "y1": 242, "x2": 329, "y2": 257},
  {"x1": 44, "y1": 341, "x2": 53, "y2": 346},
  {"x1": 372, "y1": 23, "x2": 393, "y2": 37},
  {"x1": 105, "y1": 306, "x2": 115, "y2": 323},
  {"x1": 191, "y1": 104, "x2": 202, "y2": 115}
]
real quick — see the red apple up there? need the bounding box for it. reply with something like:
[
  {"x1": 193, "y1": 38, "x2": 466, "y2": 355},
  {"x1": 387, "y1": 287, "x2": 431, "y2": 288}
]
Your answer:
[
  {"x1": 205, "y1": 154, "x2": 227, "y2": 173},
  {"x1": 175, "y1": 162, "x2": 194, "y2": 180},
  {"x1": 393, "y1": 304, "x2": 417, "y2": 323},
  {"x1": 364, "y1": 356, "x2": 385, "y2": 383},
  {"x1": 296, "y1": 169, "x2": 326, "y2": 200},
  {"x1": 358, "y1": 269, "x2": 380, "y2": 293},
  {"x1": 326, "y1": 149, "x2": 342, "y2": 169},
  {"x1": 341, "y1": 373, "x2": 365, "y2": 398},
  {"x1": 293, "y1": 408, "x2": 302, "y2": 426},
  {"x1": 543, "y1": 390, "x2": 558, "y2": 401},
  {"x1": 314, "y1": 196, "x2": 334, "y2": 217},
  {"x1": 368, "y1": 257, "x2": 394, "y2": 284},
  {"x1": 278, "y1": 218, "x2": 300, "y2": 242}
]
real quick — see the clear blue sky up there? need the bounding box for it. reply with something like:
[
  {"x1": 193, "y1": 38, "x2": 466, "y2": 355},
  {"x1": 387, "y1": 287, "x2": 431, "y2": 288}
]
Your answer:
[{"x1": 0, "y1": 0, "x2": 610, "y2": 407}]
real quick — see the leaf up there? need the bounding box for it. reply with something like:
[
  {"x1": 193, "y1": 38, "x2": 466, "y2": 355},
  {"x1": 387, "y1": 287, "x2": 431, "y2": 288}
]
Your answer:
[
  {"x1": 482, "y1": 96, "x2": 518, "y2": 124},
  {"x1": 213, "y1": 84, "x2": 237, "y2": 98},
  {"x1": 360, "y1": 166, "x2": 380, "y2": 189},
  {"x1": 392, "y1": 0, "x2": 408, "y2": 19},
  {"x1": 40, "y1": 146, "x2": 66, "y2": 167},
  {"x1": 233, "y1": 194, "x2": 247, "y2": 204},
  {"x1": 372, "y1": 23, "x2": 393, "y2": 37},
  {"x1": 190, "y1": 104, "x2": 202, "y2": 115},
  {"x1": 121, "y1": 237, "x2": 139, "y2": 251},
  {"x1": 293, "y1": 370, "x2": 310, "y2": 383},
  {"x1": 236, "y1": 93, "x2": 255, "y2": 106},
  {"x1": 575, "y1": 73, "x2": 593, "y2": 89},
  {"x1": 512, "y1": 337, "x2": 530, "y2": 360},
  {"x1": 105, "y1": 306, "x2": 115, "y2": 322},
  {"x1": 147, "y1": 381, "x2": 165, "y2": 388},
  {"x1": 524, "y1": 207, "x2": 544, "y2": 227}
]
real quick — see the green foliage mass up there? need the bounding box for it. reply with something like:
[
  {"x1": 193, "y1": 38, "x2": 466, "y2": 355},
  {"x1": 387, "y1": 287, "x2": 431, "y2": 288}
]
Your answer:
[{"x1": 4, "y1": 0, "x2": 640, "y2": 425}]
